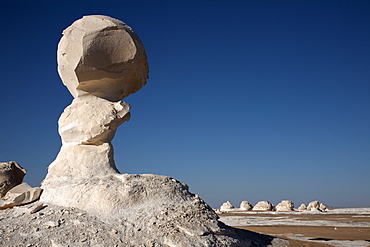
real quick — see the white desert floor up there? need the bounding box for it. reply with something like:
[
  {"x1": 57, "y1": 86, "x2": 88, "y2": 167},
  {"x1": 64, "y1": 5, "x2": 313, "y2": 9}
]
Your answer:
[{"x1": 219, "y1": 208, "x2": 370, "y2": 247}]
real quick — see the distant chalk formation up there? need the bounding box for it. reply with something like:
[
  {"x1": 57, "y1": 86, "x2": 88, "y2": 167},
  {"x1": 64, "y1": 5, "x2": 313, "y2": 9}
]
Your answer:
[
  {"x1": 219, "y1": 200, "x2": 236, "y2": 211},
  {"x1": 253, "y1": 201, "x2": 274, "y2": 211},
  {"x1": 297, "y1": 203, "x2": 307, "y2": 211},
  {"x1": 218, "y1": 199, "x2": 328, "y2": 212},
  {"x1": 240, "y1": 201, "x2": 253, "y2": 211},
  {"x1": 275, "y1": 200, "x2": 294, "y2": 212}
]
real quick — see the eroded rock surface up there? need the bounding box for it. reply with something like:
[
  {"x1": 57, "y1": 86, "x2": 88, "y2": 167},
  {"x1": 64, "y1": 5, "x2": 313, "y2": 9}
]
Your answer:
[
  {"x1": 320, "y1": 203, "x2": 328, "y2": 211},
  {"x1": 297, "y1": 203, "x2": 307, "y2": 211},
  {"x1": 0, "y1": 202, "x2": 289, "y2": 247},
  {"x1": 57, "y1": 15, "x2": 148, "y2": 101},
  {"x1": 240, "y1": 201, "x2": 253, "y2": 211},
  {"x1": 0, "y1": 161, "x2": 26, "y2": 197},
  {"x1": 253, "y1": 201, "x2": 274, "y2": 211},
  {"x1": 1, "y1": 162, "x2": 42, "y2": 210},
  {"x1": 275, "y1": 200, "x2": 294, "y2": 212},
  {"x1": 220, "y1": 201, "x2": 236, "y2": 211},
  {"x1": 307, "y1": 200, "x2": 321, "y2": 211},
  {"x1": 0, "y1": 183, "x2": 42, "y2": 209},
  {"x1": 38, "y1": 15, "x2": 287, "y2": 246}
]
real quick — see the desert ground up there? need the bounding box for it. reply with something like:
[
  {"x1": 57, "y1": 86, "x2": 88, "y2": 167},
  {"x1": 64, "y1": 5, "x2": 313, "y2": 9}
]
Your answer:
[{"x1": 218, "y1": 208, "x2": 370, "y2": 247}]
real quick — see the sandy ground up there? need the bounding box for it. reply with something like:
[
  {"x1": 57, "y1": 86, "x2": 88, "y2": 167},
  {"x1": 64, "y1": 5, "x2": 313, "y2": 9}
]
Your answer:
[{"x1": 218, "y1": 208, "x2": 370, "y2": 247}]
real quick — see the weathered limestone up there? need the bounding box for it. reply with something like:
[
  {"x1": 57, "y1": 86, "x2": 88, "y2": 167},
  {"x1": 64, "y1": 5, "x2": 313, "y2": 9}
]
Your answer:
[
  {"x1": 319, "y1": 203, "x2": 328, "y2": 211},
  {"x1": 38, "y1": 15, "x2": 282, "y2": 246},
  {"x1": 41, "y1": 15, "x2": 147, "y2": 189},
  {"x1": 59, "y1": 95, "x2": 131, "y2": 145},
  {"x1": 220, "y1": 201, "x2": 235, "y2": 211},
  {"x1": 0, "y1": 183, "x2": 42, "y2": 209},
  {"x1": 253, "y1": 201, "x2": 274, "y2": 211},
  {"x1": 307, "y1": 200, "x2": 321, "y2": 211},
  {"x1": 275, "y1": 200, "x2": 294, "y2": 212},
  {"x1": 0, "y1": 161, "x2": 26, "y2": 197},
  {"x1": 1, "y1": 161, "x2": 43, "y2": 210},
  {"x1": 240, "y1": 201, "x2": 253, "y2": 211},
  {"x1": 57, "y1": 15, "x2": 148, "y2": 101},
  {"x1": 297, "y1": 203, "x2": 307, "y2": 211}
]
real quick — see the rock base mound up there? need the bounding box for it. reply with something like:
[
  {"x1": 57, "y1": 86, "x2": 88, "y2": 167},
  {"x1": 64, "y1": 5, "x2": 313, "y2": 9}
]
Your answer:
[{"x1": 2, "y1": 174, "x2": 288, "y2": 246}]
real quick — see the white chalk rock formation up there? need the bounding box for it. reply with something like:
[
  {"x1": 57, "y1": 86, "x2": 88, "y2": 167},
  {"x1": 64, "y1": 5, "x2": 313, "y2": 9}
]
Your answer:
[
  {"x1": 240, "y1": 201, "x2": 253, "y2": 211},
  {"x1": 41, "y1": 15, "x2": 144, "y2": 188},
  {"x1": 307, "y1": 200, "x2": 321, "y2": 211},
  {"x1": 297, "y1": 203, "x2": 307, "y2": 211},
  {"x1": 253, "y1": 201, "x2": 274, "y2": 211},
  {"x1": 0, "y1": 161, "x2": 26, "y2": 197},
  {"x1": 57, "y1": 15, "x2": 148, "y2": 101},
  {"x1": 319, "y1": 203, "x2": 328, "y2": 211},
  {"x1": 220, "y1": 201, "x2": 235, "y2": 211},
  {"x1": 0, "y1": 183, "x2": 42, "y2": 209},
  {"x1": 275, "y1": 200, "x2": 294, "y2": 212},
  {"x1": 39, "y1": 15, "x2": 281, "y2": 246}
]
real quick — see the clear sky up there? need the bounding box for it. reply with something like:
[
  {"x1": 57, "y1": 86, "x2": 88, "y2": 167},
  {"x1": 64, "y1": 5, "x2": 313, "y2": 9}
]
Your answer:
[{"x1": 1, "y1": 0, "x2": 369, "y2": 208}]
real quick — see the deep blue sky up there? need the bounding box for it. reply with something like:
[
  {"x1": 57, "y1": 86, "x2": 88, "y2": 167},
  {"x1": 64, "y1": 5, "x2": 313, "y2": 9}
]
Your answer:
[{"x1": 1, "y1": 0, "x2": 369, "y2": 208}]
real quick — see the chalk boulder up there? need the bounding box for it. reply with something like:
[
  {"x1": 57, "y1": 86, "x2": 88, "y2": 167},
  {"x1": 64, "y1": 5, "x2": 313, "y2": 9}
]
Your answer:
[
  {"x1": 297, "y1": 203, "x2": 307, "y2": 211},
  {"x1": 275, "y1": 200, "x2": 294, "y2": 212},
  {"x1": 57, "y1": 15, "x2": 148, "y2": 101},
  {"x1": 0, "y1": 161, "x2": 26, "y2": 197},
  {"x1": 240, "y1": 201, "x2": 253, "y2": 211},
  {"x1": 253, "y1": 201, "x2": 274, "y2": 211},
  {"x1": 307, "y1": 201, "x2": 321, "y2": 211},
  {"x1": 0, "y1": 183, "x2": 42, "y2": 209},
  {"x1": 319, "y1": 203, "x2": 328, "y2": 211},
  {"x1": 220, "y1": 201, "x2": 235, "y2": 211}
]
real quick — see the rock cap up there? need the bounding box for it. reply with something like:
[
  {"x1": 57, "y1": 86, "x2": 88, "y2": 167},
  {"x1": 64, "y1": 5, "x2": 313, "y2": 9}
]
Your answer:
[{"x1": 57, "y1": 15, "x2": 149, "y2": 101}]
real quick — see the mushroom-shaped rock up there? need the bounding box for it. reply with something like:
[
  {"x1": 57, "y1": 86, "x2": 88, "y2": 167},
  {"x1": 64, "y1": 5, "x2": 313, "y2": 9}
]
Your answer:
[
  {"x1": 39, "y1": 15, "x2": 289, "y2": 246},
  {"x1": 220, "y1": 201, "x2": 235, "y2": 211},
  {"x1": 307, "y1": 201, "x2": 321, "y2": 211},
  {"x1": 0, "y1": 161, "x2": 26, "y2": 198},
  {"x1": 58, "y1": 15, "x2": 149, "y2": 101},
  {"x1": 252, "y1": 201, "x2": 274, "y2": 211},
  {"x1": 240, "y1": 201, "x2": 253, "y2": 211},
  {"x1": 275, "y1": 200, "x2": 294, "y2": 212},
  {"x1": 297, "y1": 203, "x2": 307, "y2": 211},
  {"x1": 319, "y1": 203, "x2": 328, "y2": 211}
]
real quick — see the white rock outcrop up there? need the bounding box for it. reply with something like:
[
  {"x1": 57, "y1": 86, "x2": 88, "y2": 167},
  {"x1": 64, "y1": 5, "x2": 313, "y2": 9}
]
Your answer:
[
  {"x1": 297, "y1": 203, "x2": 307, "y2": 211},
  {"x1": 38, "y1": 15, "x2": 281, "y2": 246},
  {"x1": 220, "y1": 201, "x2": 235, "y2": 211},
  {"x1": 0, "y1": 161, "x2": 26, "y2": 197},
  {"x1": 275, "y1": 200, "x2": 294, "y2": 212},
  {"x1": 0, "y1": 183, "x2": 42, "y2": 209},
  {"x1": 307, "y1": 200, "x2": 321, "y2": 211},
  {"x1": 240, "y1": 201, "x2": 253, "y2": 211},
  {"x1": 1, "y1": 161, "x2": 42, "y2": 209},
  {"x1": 319, "y1": 203, "x2": 328, "y2": 211},
  {"x1": 253, "y1": 201, "x2": 274, "y2": 211}
]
